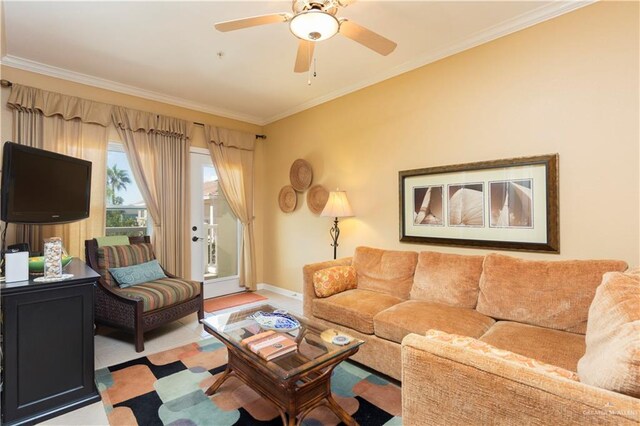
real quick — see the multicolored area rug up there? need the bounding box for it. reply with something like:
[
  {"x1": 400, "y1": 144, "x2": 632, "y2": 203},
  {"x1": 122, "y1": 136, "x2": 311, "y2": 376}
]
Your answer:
[
  {"x1": 203, "y1": 292, "x2": 268, "y2": 313},
  {"x1": 96, "y1": 338, "x2": 402, "y2": 425}
]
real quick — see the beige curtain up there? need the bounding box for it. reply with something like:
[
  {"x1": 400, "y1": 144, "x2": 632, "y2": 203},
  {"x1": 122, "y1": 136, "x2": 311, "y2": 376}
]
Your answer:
[
  {"x1": 6, "y1": 84, "x2": 109, "y2": 259},
  {"x1": 204, "y1": 126, "x2": 256, "y2": 290},
  {"x1": 111, "y1": 106, "x2": 190, "y2": 277}
]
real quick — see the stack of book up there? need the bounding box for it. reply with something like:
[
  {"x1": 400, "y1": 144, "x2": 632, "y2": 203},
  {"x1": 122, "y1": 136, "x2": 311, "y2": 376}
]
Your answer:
[{"x1": 241, "y1": 330, "x2": 298, "y2": 361}]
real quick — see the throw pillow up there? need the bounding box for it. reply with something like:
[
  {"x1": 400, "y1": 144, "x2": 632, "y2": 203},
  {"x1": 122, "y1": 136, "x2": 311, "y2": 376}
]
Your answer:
[
  {"x1": 577, "y1": 269, "x2": 640, "y2": 397},
  {"x1": 424, "y1": 329, "x2": 579, "y2": 381},
  {"x1": 109, "y1": 259, "x2": 167, "y2": 288},
  {"x1": 313, "y1": 266, "x2": 357, "y2": 298}
]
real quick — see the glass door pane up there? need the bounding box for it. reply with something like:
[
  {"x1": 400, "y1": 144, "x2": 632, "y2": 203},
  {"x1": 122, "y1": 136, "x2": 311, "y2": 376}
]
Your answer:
[
  {"x1": 202, "y1": 165, "x2": 238, "y2": 279},
  {"x1": 190, "y1": 151, "x2": 240, "y2": 289}
]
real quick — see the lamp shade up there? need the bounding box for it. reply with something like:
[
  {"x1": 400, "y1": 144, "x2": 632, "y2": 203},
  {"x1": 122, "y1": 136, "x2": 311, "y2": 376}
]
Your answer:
[
  {"x1": 289, "y1": 10, "x2": 339, "y2": 41},
  {"x1": 321, "y1": 190, "x2": 353, "y2": 218}
]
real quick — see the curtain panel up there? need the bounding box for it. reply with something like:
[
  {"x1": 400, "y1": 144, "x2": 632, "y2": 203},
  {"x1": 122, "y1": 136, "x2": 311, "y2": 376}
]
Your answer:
[
  {"x1": 204, "y1": 125, "x2": 257, "y2": 290},
  {"x1": 6, "y1": 84, "x2": 108, "y2": 259},
  {"x1": 111, "y1": 107, "x2": 191, "y2": 277}
]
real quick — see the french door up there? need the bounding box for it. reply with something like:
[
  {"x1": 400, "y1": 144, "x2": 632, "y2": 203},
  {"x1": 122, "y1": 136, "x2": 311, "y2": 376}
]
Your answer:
[{"x1": 190, "y1": 150, "x2": 241, "y2": 298}]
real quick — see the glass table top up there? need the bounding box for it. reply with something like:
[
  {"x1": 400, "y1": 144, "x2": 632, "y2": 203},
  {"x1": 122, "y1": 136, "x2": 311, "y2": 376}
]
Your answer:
[{"x1": 202, "y1": 304, "x2": 363, "y2": 380}]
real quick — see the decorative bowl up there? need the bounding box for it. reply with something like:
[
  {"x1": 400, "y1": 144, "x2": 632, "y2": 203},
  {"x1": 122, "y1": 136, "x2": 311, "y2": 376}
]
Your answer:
[
  {"x1": 28, "y1": 255, "x2": 73, "y2": 273},
  {"x1": 249, "y1": 311, "x2": 301, "y2": 332}
]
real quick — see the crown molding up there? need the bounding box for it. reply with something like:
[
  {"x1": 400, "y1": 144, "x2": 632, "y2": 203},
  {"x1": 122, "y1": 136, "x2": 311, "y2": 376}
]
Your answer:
[
  {"x1": 0, "y1": 55, "x2": 266, "y2": 126},
  {"x1": 262, "y1": 0, "x2": 596, "y2": 124},
  {"x1": 1, "y1": 0, "x2": 595, "y2": 127}
]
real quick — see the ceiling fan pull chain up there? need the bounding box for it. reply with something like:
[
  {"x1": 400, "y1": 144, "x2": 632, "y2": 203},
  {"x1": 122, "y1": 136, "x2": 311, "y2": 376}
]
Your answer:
[
  {"x1": 313, "y1": 57, "x2": 317, "y2": 77},
  {"x1": 307, "y1": 43, "x2": 313, "y2": 85}
]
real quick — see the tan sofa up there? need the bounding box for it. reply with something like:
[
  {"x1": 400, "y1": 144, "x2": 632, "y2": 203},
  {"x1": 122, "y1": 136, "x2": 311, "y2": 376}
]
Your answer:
[{"x1": 303, "y1": 246, "x2": 639, "y2": 424}]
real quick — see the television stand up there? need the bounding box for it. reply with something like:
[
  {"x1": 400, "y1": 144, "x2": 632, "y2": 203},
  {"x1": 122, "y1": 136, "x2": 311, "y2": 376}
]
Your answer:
[{"x1": 1, "y1": 259, "x2": 101, "y2": 425}]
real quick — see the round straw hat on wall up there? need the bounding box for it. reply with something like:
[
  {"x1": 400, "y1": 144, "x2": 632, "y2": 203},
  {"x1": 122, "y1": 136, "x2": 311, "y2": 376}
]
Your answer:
[
  {"x1": 289, "y1": 159, "x2": 313, "y2": 192},
  {"x1": 278, "y1": 185, "x2": 297, "y2": 213}
]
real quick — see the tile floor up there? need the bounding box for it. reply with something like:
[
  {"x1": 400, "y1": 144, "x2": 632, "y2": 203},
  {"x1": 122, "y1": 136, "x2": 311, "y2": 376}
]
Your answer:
[{"x1": 40, "y1": 290, "x2": 302, "y2": 426}]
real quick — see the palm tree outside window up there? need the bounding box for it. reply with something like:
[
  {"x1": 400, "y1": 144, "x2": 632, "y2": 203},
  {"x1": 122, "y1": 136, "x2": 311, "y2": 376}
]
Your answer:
[{"x1": 105, "y1": 143, "x2": 149, "y2": 237}]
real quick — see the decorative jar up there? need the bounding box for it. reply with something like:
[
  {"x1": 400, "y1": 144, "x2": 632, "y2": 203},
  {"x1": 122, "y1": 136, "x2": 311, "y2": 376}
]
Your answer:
[{"x1": 43, "y1": 237, "x2": 63, "y2": 279}]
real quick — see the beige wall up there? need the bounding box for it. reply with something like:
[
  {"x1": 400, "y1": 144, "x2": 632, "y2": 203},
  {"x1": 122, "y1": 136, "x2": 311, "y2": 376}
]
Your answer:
[
  {"x1": 0, "y1": 66, "x2": 266, "y2": 282},
  {"x1": 263, "y1": 1, "x2": 640, "y2": 292}
]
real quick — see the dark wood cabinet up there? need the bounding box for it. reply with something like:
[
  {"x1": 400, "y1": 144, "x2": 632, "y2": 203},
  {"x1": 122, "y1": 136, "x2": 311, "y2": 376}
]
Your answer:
[{"x1": 1, "y1": 259, "x2": 101, "y2": 425}]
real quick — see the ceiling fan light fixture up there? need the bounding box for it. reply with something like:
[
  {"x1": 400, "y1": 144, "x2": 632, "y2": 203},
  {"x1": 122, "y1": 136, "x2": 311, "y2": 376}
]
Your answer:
[{"x1": 289, "y1": 10, "x2": 339, "y2": 41}]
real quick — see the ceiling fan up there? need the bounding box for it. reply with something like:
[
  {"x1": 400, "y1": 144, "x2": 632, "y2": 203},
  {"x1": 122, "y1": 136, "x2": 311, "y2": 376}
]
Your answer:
[{"x1": 214, "y1": 0, "x2": 397, "y2": 73}]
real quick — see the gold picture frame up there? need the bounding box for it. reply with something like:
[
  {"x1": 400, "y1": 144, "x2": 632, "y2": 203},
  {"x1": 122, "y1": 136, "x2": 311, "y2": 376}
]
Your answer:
[{"x1": 399, "y1": 154, "x2": 559, "y2": 253}]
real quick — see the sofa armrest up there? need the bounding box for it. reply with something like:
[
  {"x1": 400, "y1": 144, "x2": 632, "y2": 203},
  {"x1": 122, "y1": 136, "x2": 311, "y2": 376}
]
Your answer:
[
  {"x1": 401, "y1": 333, "x2": 640, "y2": 425},
  {"x1": 302, "y1": 257, "x2": 352, "y2": 318}
]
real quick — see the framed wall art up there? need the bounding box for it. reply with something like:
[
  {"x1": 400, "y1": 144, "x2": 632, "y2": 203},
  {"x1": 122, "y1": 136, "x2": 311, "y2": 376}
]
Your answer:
[{"x1": 399, "y1": 154, "x2": 559, "y2": 252}]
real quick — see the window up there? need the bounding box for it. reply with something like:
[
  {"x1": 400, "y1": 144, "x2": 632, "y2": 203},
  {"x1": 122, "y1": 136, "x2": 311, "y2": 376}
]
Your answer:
[{"x1": 105, "y1": 143, "x2": 149, "y2": 237}]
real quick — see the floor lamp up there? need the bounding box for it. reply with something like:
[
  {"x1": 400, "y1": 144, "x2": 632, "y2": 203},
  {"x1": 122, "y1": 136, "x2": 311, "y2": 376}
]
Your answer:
[{"x1": 321, "y1": 190, "x2": 354, "y2": 260}]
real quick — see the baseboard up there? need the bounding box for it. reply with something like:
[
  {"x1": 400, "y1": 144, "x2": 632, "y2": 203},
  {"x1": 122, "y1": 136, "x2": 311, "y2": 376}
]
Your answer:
[{"x1": 257, "y1": 283, "x2": 303, "y2": 301}]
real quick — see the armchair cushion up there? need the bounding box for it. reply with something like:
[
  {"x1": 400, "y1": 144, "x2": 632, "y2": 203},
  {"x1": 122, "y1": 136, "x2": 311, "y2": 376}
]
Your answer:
[
  {"x1": 109, "y1": 259, "x2": 167, "y2": 288},
  {"x1": 113, "y1": 277, "x2": 201, "y2": 312},
  {"x1": 313, "y1": 265, "x2": 357, "y2": 298},
  {"x1": 97, "y1": 243, "x2": 155, "y2": 287}
]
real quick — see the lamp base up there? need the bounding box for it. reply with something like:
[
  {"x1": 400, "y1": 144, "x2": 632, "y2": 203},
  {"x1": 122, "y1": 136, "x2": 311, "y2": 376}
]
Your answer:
[{"x1": 329, "y1": 217, "x2": 340, "y2": 260}]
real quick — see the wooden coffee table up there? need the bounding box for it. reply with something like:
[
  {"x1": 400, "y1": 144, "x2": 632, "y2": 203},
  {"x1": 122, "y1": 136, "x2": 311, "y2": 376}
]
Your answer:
[{"x1": 202, "y1": 304, "x2": 363, "y2": 426}]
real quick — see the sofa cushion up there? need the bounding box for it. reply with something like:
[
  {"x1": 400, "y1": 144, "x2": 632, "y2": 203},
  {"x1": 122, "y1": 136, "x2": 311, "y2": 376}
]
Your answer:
[
  {"x1": 113, "y1": 277, "x2": 200, "y2": 312},
  {"x1": 374, "y1": 300, "x2": 495, "y2": 344},
  {"x1": 410, "y1": 251, "x2": 484, "y2": 308},
  {"x1": 313, "y1": 266, "x2": 357, "y2": 298},
  {"x1": 353, "y1": 246, "x2": 418, "y2": 299},
  {"x1": 479, "y1": 321, "x2": 585, "y2": 372},
  {"x1": 476, "y1": 253, "x2": 628, "y2": 333},
  {"x1": 423, "y1": 329, "x2": 579, "y2": 381},
  {"x1": 313, "y1": 289, "x2": 403, "y2": 334},
  {"x1": 97, "y1": 243, "x2": 155, "y2": 288},
  {"x1": 577, "y1": 269, "x2": 640, "y2": 397}
]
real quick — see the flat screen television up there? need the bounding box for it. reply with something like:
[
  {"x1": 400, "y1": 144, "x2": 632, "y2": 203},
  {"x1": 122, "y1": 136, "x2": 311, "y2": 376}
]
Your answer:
[{"x1": 1, "y1": 142, "x2": 92, "y2": 224}]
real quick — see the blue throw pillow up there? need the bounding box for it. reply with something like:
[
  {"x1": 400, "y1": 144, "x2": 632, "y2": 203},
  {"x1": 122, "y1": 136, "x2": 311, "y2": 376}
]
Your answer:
[{"x1": 109, "y1": 259, "x2": 167, "y2": 288}]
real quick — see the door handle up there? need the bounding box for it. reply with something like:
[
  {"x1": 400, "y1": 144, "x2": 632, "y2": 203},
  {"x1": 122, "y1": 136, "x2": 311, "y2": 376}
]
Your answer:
[{"x1": 192, "y1": 236, "x2": 204, "y2": 242}]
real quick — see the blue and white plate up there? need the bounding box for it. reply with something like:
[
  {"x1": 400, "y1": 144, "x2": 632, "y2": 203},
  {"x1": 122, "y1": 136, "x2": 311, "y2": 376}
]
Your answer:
[{"x1": 249, "y1": 311, "x2": 301, "y2": 332}]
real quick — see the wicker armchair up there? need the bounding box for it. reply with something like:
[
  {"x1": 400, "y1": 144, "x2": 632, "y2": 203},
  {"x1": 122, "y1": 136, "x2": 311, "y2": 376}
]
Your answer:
[{"x1": 85, "y1": 236, "x2": 203, "y2": 352}]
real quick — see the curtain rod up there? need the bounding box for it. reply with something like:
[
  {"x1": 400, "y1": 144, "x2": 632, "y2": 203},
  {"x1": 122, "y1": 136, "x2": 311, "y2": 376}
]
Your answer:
[
  {"x1": 193, "y1": 121, "x2": 266, "y2": 140},
  {"x1": 0, "y1": 79, "x2": 267, "y2": 140}
]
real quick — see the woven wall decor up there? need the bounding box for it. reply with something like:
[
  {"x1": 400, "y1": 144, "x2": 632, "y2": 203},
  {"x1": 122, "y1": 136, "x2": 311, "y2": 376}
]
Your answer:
[
  {"x1": 278, "y1": 185, "x2": 297, "y2": 213},
  {"x1": 307, "y1": 184, "x2": 329, "y2": 215},
  {"x1": 289, "y1": 159, "x2": 313, "y2": 191}
]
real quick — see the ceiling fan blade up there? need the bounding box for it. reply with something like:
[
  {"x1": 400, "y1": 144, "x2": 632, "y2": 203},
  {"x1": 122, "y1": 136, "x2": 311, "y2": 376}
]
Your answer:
[
  {"x1": 214, "y1": 13, "x2": 289, "y2": 32},
  {"x1": 294, "y1": 40, "x2": 315, "y2": 73},
  {"x1": 339, "y1": 20, "x2": 397, "y2": 56}
]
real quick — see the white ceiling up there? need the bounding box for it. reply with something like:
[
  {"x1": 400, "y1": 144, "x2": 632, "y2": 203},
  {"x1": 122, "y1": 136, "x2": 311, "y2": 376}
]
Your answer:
[{"x1": 1, "y1": 1, "x2": 590, "y2": 125}]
